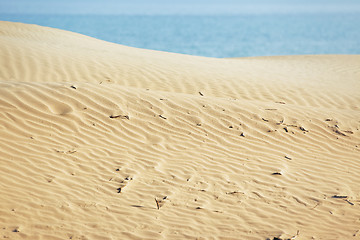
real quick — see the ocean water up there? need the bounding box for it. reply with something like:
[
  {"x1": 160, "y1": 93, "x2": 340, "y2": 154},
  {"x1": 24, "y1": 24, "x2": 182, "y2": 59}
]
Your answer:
[{"x1": 1, "y1": 13, "x2": 360, "y2": 58}]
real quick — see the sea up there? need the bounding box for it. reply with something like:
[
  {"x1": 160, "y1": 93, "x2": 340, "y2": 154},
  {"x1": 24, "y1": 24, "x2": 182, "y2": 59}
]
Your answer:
[{"x1": 1, "y1": 13, "x2": 360, "y2": 58}]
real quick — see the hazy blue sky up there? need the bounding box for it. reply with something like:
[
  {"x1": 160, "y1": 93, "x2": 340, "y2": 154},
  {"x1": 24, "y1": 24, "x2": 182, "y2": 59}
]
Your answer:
[{"x1": 1, "y1": 0, "x2": 360, "y2": 15}]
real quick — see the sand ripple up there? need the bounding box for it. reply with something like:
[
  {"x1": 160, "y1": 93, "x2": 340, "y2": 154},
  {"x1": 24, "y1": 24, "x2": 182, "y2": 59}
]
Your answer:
[{"x1": 0, "y1": 21, "x2": 360, "y2": 239}]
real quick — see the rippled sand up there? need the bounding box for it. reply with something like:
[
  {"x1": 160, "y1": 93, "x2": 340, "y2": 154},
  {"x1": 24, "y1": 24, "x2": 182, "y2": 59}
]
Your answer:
[{"x1": 0, "y1": 21, "x2": 360, "y2": 240}]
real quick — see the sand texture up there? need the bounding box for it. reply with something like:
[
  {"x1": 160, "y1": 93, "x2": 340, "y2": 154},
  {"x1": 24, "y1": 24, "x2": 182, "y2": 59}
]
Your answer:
[{"x1": 0, "y1": 21, "x2": 360, "y2": 240}]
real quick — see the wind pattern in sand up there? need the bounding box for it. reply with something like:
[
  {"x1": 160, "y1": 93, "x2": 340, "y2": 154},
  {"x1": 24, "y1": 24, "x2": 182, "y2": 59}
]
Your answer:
[{"x1": 0, "y1": 22, "x2": 360, "y2": 239}]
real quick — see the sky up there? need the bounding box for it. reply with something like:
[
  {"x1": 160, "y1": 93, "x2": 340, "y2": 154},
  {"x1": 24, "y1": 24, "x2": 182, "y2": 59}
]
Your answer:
[{"x1": 1, "y1": 0, "x2": 360, "y2": 15}]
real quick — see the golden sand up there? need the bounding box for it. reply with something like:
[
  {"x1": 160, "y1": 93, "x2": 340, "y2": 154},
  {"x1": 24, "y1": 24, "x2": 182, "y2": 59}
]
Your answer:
[{"x1": 0, "y1": 21, "x2": 359, "y2": 239}]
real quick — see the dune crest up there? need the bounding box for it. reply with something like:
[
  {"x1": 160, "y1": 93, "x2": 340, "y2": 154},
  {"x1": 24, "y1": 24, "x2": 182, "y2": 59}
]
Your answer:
[{"x1": 0, "y1": 21, "x2": 360, "y2": 239}]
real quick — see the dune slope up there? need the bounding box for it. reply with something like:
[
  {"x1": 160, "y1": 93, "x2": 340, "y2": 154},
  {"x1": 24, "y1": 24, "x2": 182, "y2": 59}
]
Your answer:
[{"x1": 0, "y1": 21, "x2": 360, "y2": 240}]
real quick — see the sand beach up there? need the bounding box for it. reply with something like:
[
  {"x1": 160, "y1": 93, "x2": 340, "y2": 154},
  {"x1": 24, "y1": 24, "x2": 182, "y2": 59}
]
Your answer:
[{"x1": 0, "y1": 21, "x2": 360, "y2": 239}]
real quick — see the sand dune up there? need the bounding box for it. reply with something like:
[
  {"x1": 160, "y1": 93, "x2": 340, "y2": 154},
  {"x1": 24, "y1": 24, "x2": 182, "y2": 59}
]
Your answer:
[{"x1": 0, "y1": 21, "x2": 360, "y2": 239}]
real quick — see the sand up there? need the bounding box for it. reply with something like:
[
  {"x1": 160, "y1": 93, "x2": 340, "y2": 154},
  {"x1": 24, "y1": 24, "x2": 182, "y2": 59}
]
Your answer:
[{"x1": 0, "y1": 21, "x2": 359, "y2": 240}]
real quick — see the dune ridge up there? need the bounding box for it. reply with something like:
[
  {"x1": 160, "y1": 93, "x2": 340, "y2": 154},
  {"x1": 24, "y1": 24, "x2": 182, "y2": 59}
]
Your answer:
[{"x1": 0, "y1": 21, "x2": 360, "y2": 239}]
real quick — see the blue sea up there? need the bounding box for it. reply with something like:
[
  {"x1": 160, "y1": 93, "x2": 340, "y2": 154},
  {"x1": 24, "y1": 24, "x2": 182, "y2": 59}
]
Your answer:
[{"x1": 1, "y1": 13, "x2": 360, "y2": 58}]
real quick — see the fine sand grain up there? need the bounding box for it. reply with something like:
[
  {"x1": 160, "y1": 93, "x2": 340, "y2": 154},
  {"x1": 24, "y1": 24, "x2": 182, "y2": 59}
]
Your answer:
[{"x1": 0, "y1": 21, "x2": 360, "y2": 239}]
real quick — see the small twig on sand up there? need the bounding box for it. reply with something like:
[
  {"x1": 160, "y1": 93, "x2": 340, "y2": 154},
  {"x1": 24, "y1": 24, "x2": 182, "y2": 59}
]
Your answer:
[
  {"x1": 155, "y1": 198, "x2": 160, "y2": 210},
  {"x1": 331, "y1": 195, "x2": 348, "y2": 199},
  {"x1": 299, "y1": 126, "x2": 308, "y2": 132},
  {"x1": 109, "y1": 115, "x2": 130, "y2": 120},
  {"x1": 290, "y1": 230, "x2": 300, "y2": 239},
  {"x1": 312, "y1": 202, "x2": 320, "y2": 209},
  {"x1": 334, "y1": 129, "x2": 346, "y2": 136}
]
